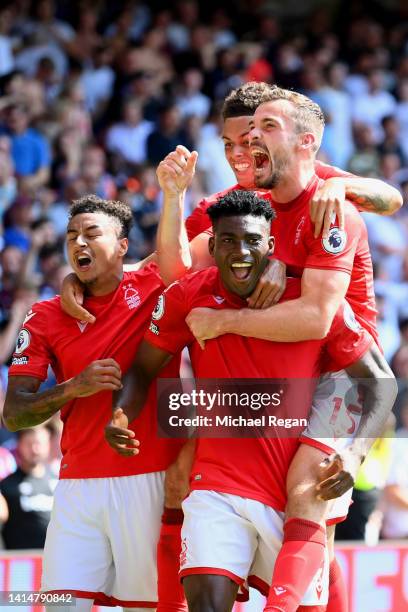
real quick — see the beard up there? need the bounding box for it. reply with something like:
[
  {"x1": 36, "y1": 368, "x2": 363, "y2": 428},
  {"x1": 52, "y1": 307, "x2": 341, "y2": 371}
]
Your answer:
[{"x1": 255, "y1": 148, "x2": 291, "y2": 189}]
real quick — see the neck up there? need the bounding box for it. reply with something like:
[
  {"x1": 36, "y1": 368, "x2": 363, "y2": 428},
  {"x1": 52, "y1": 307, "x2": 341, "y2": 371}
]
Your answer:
[
  {"x1": 269, "y1": 158, "x2": 316, "y2": 203},
  {"x1": 20, "y1": 461, "x2": 45, "y2": 478},
  {"x1": 85, "y1": 268, "x2": 124, "y2": 297}
]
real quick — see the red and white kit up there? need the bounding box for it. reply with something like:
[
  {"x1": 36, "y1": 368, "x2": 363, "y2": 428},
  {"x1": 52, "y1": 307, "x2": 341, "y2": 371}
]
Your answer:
[
  {"x1": 144, "y1": 268, "x2": 372, "y2": 603},
  {"x1": 9, "y1": 264, "x2": 183, "y2": 607}
]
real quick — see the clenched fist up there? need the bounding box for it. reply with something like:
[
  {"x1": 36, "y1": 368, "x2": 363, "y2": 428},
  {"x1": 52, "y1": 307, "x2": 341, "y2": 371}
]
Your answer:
[{"x1": 156, "y1": 145, "x2": 198, "y2": 196}]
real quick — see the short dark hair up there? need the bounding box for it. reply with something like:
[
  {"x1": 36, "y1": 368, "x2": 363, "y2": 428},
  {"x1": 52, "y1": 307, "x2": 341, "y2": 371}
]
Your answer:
[
  {"x1": 207, "y1": 190, "x2": 276, "y2": 224},
  {"x1": 69, "y1": 194, "x2": 133, "y2": 239},
  {"x1": 222, "y1": 82, "x2": 274, "y2": 119}
]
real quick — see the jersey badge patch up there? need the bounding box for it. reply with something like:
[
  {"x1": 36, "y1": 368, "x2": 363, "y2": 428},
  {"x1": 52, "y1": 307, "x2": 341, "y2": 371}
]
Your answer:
[
  {"x1": 152, "y1": 294, "x2": 165, "y2": 320},
  {"x1": 15, "y1": 329, "x2": 30, "y2": 354},
  {"x1": 322, "y1": 227, "x2": 347, "y2": 254}
]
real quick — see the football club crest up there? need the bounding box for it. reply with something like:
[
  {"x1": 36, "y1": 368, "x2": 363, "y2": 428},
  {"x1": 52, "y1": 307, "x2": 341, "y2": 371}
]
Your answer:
[{"x1": 123, "y1": 284, "x2": 141, "y2": 310}]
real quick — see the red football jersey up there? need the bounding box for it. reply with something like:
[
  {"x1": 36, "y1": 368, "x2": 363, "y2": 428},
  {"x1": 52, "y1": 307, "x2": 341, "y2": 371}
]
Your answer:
[
  {"x1": 185, "y1": 171, "x2": 378, "y2": 344},
  {"x1": 185, "y1": 161, "x2": 352, "y2": 241},
  {"x1": 9, "y1": 264, "x2": 183, "y2": 479},
  {"x1": 144, "y1": 267, "x2": 372, "y2": 511}
]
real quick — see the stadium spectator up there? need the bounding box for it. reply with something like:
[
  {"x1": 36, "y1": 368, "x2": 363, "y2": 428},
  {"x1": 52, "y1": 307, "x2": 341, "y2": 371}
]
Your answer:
[
  {"x1": 382, "y1": 435, "x2": 408, "y2": 539},
  {"x1": 0, "y1": 426, "x2": 54, "y2": 549},
  {"x1": 176, "y1": 68, "x2": 211, "y2": 120},
  {"x1": 147, "y1": 103, "x2": 192, "y2": 165},
  {"x1": 105, "y1": 98, "x2": 154, "y2": 166}
]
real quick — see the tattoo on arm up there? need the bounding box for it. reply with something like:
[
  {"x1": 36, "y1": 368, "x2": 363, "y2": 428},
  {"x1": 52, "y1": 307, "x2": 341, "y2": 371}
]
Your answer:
[
  {"x1": 347, "y1": 190, "x2": 390, "y2": 214},
  {"x1": 4, "y1": 376, "x2": 73, "y2": 430}
]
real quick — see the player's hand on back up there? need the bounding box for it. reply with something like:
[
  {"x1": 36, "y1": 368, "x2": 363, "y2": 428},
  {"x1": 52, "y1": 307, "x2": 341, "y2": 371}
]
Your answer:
[
  {"x1": 105, "y1": 408, "x2": 139, "y2": 456},
  {"x1": 247, "y1": 258, "x2": 286, "y2": 309},
  {"x1": 315, "y1": 448, "x2": 361, "y2": 500},
  {"x1": 61, "y1": 273, "x2": 95, "y2": 323},
  {"x1": 156, "y1": 145, "x2": 198, "y2": 196},
  {"x1": 70, "y1": 358, "x2": 122, "y2": 397},
  {"x1": 310, "y1": 178, "x2": 346, "y2": 239}
]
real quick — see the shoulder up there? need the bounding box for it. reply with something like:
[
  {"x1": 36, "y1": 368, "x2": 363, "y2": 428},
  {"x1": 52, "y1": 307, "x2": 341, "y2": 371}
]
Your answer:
[
  {"x1": 26, "y1": 297, "x2": 62, "y2": 322},
  {"x1": 124, "y1": 264, "x2": 163, "y2": 288},
  {"x1": 164, "y1": 267, "x2": 217, "y2": 298},
  {"x1": 201, "y1": 184, "x2": 241, "y2": 207}
]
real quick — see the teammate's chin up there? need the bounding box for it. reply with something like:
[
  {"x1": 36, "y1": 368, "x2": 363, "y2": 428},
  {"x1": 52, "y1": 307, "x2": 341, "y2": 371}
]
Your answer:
[
  {"x1": 225, "y1": 267, "x2": 259, "y2": 299},
  {"x1": 254, "y1": 165, "x2": 281, "y2": 189}
]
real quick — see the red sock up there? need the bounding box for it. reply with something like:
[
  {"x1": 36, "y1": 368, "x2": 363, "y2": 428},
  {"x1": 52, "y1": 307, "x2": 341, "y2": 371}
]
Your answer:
[
  {"x1": 264, "y1": 518, "x2": 326, "y2": 612},
  {"x1": 326, "y1": 557, "x2": 348, "y2": 612},
  {"x1": 157, "y1": 508, "x2": 187, "y2": 612}
]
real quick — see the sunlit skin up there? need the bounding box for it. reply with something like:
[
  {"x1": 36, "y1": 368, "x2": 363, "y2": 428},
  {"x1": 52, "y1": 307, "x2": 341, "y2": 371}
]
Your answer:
[
  {"x1": 248, "y1": 99, "x2": 316, "y2": 200},
  {"x1": 222, "y1": 116, "x2": 256, "y2": 189},
  {"x1": 209, "y1": 214, "x2": 274, "y2": 298},
  {"x1": 66, "y1": 212, "x2": 128, "y2": 296}
]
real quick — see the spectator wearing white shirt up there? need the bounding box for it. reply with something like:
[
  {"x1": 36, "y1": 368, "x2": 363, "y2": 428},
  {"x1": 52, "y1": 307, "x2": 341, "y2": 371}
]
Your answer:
[
  {"x1": 353, "y1": 69, "x2": 397, "y2": 143},
  {"x1": 105, "y1": 99, "x2": 153, "y2": 165},
  {"x1": 396, "y1": 79, "x2": 408, "y2": 161},
  {"x1": 176, "y1": 68, "x2": 211, "y2": 120}
]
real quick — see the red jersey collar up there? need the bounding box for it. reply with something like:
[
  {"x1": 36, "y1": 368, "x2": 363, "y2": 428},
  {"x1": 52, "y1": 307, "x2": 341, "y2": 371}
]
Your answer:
[{"x1": 269, "y1": 174, "x2": 320, "y2": 212}]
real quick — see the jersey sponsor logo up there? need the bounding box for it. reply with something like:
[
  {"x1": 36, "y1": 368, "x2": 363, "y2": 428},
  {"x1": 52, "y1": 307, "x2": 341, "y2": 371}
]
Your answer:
[
  {"x1": 11, "y1": 355, "x2": 29, "y2": 366},
  {"x1": 123, "y1": 284, "x2": 141, "y2": 310},
  {"x1": 343, "y1": 301, "x2": 361, "y2": 332},
  {"x1": 180, "y1": 538, "x2": 188, "y2": 567},
  {"x1": 314, "y1": 566, "x2": 324, "y2": 599},
  {"x1": 273, "y1": 586, "x2": 286, "y2": 596},
  {"x1": 149, "y1": 322, "x2": 159, "y2": 335},
  {"x1": 295, "y1": 216, "x2": 306, "y2": 245},
  {"x1": 152, "y1": 294, "x2": 165, "y2": 320},
  {"x1": 15, "y1": 329, "x2": 30, "y2": 354},
  {"x1": 23, "y1": 309, "x2": 36, "y2": 325},
  {"x1": 322, "y1": 227, "x2": 347, "y2": 254},
  {"x1": 77, "y1": 320, "x2": 88, "y2": 333},
  {"x1": 213, "y1": 295, "x2": 225, "y2": 304}
]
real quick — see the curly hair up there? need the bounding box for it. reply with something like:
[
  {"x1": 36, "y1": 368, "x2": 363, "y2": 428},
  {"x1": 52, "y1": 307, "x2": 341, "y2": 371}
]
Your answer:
[
  {"x1": 69, "y1": 194, "x2": 133, "y2": 238},
  {"x1": 222, "y1": 82, "x2": 274, "y2": 119},
  {"x1": 207, "y1": 190, "x2": 276, "y2": 224}
]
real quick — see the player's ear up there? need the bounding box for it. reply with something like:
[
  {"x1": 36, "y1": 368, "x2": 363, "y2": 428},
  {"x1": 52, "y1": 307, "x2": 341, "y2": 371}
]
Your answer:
[
  {"x1": 208, "y1": 236, "x2": 215, "y2": 257},
  {"x1": 118, "y1": 238, "x2": 128, "y2": 257},
  {"x1": 268, "y1": 236, "x2": 275, "y2": 255},
  {"x1": 299, "y1": 132, "x2": 315, "y2": 150}
]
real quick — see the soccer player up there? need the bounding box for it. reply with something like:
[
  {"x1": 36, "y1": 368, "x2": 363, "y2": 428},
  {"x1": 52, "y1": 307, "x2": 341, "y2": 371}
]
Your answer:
[
  {"x1": 105, "y1": 190, "x2": 396, "y2": 612},
  {"x1": 3, "y1": 195, "x2": 186, "y2": 612},
  {"x1": 183, "y1": 84, "x2": 394, "y2": 610}
]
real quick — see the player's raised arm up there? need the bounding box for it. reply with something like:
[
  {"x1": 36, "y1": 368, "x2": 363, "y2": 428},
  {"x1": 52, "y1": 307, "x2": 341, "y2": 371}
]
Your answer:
[
  {"x1": 317, "y1": 343, "x2": 397, "y2": 500},
  {"x1": 156, "y1": 145, "x2": 198, "y2": 285},
  {"x1": 4, "y1": 358, "x2": 122, "y2": 431}
]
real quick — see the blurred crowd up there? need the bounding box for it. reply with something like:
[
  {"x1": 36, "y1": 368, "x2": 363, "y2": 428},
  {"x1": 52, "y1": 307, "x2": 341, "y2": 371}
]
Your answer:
[{"x1": 0, "y1": 0, "x2": 408, "y2": 546}]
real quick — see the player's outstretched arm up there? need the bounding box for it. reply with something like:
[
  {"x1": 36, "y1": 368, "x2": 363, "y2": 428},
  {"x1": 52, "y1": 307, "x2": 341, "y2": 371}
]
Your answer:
[
  {"x1": 4, "y1": 358, "x2": 122, "y2": 431},
  {"x1": 105, "y1": 340, "x2": 172, "y2": 455},
  {"x1": 317, "y1": 344, "x2": 397, "y2": 501},
  {"x1": 311, "y1": 176, "x2": 403, "y2": 239},
  {"x1": 156, "y1": 146, "x2": 198, "y2": 285},
  {"x1": 186, "y1": 267, "x2": 350, "y2": 345}
]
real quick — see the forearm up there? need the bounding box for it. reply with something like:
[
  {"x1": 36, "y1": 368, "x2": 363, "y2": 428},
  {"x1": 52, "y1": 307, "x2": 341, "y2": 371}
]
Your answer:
[
  {"x1": 345, "y1": 177, "x2": 403, "y2": 215},
  {"x1": 113, "y1": 366, "x2": 151, "y2": 423},
  {"x1": 4, "y1": 380, "x2": 78, "y2": 431},
  {"x1": 216, "y1": 297, "x2": 333, "y2": 342},
  {"x1": 157, "y1": 192, "x2": 192, "y2": 285}
]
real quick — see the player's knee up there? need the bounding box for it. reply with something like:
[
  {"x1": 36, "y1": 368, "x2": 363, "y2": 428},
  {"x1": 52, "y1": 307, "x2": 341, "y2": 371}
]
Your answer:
[{"x1": 183, "y1": 575, "x2": 237, "y2": 612}]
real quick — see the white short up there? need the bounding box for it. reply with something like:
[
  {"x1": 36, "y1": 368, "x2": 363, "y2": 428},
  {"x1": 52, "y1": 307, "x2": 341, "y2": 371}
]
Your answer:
[
  {"x1": 180, "y1": 490, "x2": 329, "y2": 605},
  {"x1": 301, "y1": 370, "x2": 363, "y2": 524},
  {"x1": 42, "y1": 472, "x2": 165, "y2": 607}
]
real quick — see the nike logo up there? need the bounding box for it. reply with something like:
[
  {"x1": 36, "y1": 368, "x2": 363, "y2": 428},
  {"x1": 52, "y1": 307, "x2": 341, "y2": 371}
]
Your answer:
[
  {"x1": 273, "y1": 587, "x2": 286, "y2": 596},
  {"x1": 77, "y1": 321, "x2": 88, "y2": 333},
  {"x1": 23, "y1": 311, "x2": 36, "y2": 324}
]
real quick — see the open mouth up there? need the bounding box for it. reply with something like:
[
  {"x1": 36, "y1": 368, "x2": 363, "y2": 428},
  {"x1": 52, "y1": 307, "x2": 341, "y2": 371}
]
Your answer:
[
  {"x1": 251, "y1": 148, "x2": 270, "y2": 175},
  {"x1": 76, "y1": 254, "x2": 92, "y2": 270},
  {"x1": 233, "y1": 161, "x2": 251, "y2": 174},
  {"x1": 231, "y1": 262, "x2": 252, "y2": 280}
]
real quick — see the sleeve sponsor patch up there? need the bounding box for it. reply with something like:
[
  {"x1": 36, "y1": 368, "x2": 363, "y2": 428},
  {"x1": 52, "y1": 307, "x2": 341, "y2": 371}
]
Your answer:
[
  {"x1": 343, "y1": 301, "x2": 361, "y2": 332},
  {"x1": 11, "y1": 355, "x2": 29, "y2": 366},
  {"x1": 15, "y1": 329, "x2": 31, "y2": 354},
  {"x1": 322, "y1": 227, "x2": 347, "y2": 254}
]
